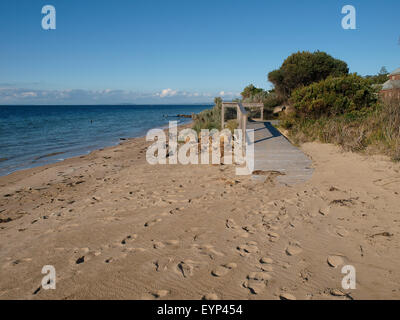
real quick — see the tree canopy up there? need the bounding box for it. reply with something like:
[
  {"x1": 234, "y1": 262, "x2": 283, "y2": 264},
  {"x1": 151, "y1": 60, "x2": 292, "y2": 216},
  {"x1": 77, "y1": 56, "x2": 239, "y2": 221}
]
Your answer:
[
  {"x1": 241, "y1": 84, "x2": 264, "y2": 100},
  {"x1": 268, "y1": 51, "x2": 349, "y2": 99}
]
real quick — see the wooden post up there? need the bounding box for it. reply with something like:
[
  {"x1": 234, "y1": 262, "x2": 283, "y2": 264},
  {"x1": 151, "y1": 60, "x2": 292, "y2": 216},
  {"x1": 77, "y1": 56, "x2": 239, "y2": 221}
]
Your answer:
[
  {"x1": 242, "y1": 115, "x2": 246, "y2": 146},
  {"x1": 236, "y1": 104, "x2": 241, "y2": 128},
  {"x1": 260, "y1": 106, "x2": 263, "y2": 120},
  {"x1": 221, "y1": 104, "x2": 225, "y2": 129}
]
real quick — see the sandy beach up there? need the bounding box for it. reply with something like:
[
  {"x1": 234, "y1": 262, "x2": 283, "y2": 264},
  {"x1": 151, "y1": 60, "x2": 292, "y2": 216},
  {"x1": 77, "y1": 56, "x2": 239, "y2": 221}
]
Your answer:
[{"x1": 0, "y1": 125, "x2": 400, "y2": 300}]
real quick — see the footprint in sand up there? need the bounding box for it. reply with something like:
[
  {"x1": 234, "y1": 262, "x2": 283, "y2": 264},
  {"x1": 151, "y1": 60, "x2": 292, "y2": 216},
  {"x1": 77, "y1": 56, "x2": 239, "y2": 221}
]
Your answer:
[
  {"x1": 237, "y1": 242, "x2": 259, "y2": 257},
  {"x1": 105, "y1": 257, "x2": 114, "y2": 264},
  {"x1": 226, "y1": 219, "x2": 238, "y2": 229},
  {"x1": 202, "y1": 293, "x2": 219, "y2": 300},
  {"x1": 153, "y1": 241, "x2": 165, "y2": 249},
  {"x1": 154, "y1": 257, "x2": 174, "y2": 272},
  {"x1": 259, "y1": 257, "x2": 274, "y2": 272},
  {"x1": 226, "y1": 219, "x2": 249, "y2": 238},
  {"x1": 176, "y1": 261, "x2": 194, "y2": 278},
  {"x1": 243, "y1": 272, "x2": 271, "y2": 294},
  {"x1": 318, "y1": 206, "x2": 331, "y2": 216},
  {"x1": 327, "y1": 255, "x2": 345, "y2": 268},
  {"x1": 69, "y1": 247, "x2": 95, "y2": 265},
  {"x1": 242, "y1": 225, "x2": 257, "y2": 235},
  {"x1": 176, "y1": 260, "x2": 201, "y2": 278},
  {"x1": 285, "y1": 242, "x2": 303, "y2": 256},
  {"x1": 161, "y1": 239, "x2": 180, "y2": 248},
  {"x1": 192, "y1": 244, "x2": 224, "y2": 259},
  {"x1": 150, "y1": 290, "x2": 170, "y2": 299},
  {"x1": 267, "y1": 231, "x2": 280, "y2": 242},
  {"x1": 104, "y1": 250, "x2": 129, "y2": 263},
  {"x1": 3, "y1": 257, "x2": 33, "y2": 269},
  {"x1": 141, "y1": 290, "x2": 170, "y2": 300},
  {"x1": 335, "y1": 227, "x2": 349, "y2": 238},
  {"x1": 279, "y1": 293, "x2": 297, "y2": 300},
  {"x1": 121, "y1": 234, "x2": 137, "y2": 245},
  {"x1": 144, "y1": 218, "x2": 162, "y2": 227},
  {"x1": 211, "y1": 263, "x2": 237, "y2": 277}
]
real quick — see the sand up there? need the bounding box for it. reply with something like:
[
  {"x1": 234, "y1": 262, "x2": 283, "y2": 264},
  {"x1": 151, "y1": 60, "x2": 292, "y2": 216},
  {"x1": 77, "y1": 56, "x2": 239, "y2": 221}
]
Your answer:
[{"x1": 0, "y1": 129, "x2": 400, "y2": 300}]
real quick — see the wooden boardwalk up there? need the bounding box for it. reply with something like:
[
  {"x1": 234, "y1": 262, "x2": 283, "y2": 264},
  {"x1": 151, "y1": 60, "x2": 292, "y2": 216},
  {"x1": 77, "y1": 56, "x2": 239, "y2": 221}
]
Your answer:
[{"x1": 247, "y1": 121, "x2": 314, "y2": 185}]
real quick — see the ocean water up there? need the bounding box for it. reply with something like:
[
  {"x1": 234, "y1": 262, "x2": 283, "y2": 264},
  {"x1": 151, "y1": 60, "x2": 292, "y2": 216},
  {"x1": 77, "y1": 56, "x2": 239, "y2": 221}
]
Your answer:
[{"x1": 0, "y1": 105, "x2": 211, "y2": 176}]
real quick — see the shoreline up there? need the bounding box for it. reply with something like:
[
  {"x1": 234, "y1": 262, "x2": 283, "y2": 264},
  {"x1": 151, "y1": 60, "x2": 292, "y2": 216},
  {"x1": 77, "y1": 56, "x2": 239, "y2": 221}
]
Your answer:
[{"x1": 0, "y1": 119, "x2": 194, "y2": 179}]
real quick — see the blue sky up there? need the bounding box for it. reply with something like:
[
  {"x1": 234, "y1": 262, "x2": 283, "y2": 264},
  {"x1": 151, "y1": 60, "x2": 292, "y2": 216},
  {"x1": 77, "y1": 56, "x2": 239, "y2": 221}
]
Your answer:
[{"x1": 0, "y1": 0, "x2": 399, "y2": 104}]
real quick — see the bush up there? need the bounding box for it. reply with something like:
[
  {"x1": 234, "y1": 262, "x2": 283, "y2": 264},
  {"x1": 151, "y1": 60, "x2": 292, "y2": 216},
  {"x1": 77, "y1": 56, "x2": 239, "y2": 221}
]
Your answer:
[
  {"x1": 290, "y1": 74, "x2": 378, "y2": 119},
  {"x1": 282, "y1": 97, "x2": 400, "y2": 160},
  {"x1": 241, "y1": 85, "x2": 284, "y2": 119},
  {"x1": 192, "y1": 97, "x2": 222, "y2": 132},
  {"x1": 226, "y1": 119, "x2": 238, "y2": 133}
]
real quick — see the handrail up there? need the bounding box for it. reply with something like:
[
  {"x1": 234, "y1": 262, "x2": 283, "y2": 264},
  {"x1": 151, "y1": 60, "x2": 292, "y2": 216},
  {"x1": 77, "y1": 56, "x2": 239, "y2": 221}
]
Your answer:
[
  {"x1": 242, "y1": 103, "x2": 264, "y2": 108},
  {"x1": 221, "y1": 102, "x2": 249, "y2": 146},
  {"x1": 237, "y1": 103, "x2": 248, "y2": 116},
  {"x1": 221, "y1": 101, "x2": 263, "y2": 146}
]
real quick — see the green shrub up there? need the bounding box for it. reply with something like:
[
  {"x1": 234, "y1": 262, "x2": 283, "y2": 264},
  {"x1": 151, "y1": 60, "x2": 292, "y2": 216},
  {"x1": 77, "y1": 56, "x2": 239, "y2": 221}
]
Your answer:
[
  {"x1": 290, "y1": 74, "x2": 378, "y2": 119},
  {"x1": 241, "y1": 85, "x2": 284, "y2": 119},
  {"x1": 192, "y1": 97, "x2": 222, "y2": 132},
  {"x1": 226, "y1": 119, "x2": 238, "y2": 133},
  {"x1": 282, "y1": 97, "x2": 400, "y2": 161}
]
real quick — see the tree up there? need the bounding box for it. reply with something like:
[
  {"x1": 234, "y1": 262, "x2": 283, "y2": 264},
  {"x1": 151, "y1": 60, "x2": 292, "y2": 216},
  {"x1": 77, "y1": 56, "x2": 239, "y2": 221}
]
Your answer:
[
  {"x1": 241, "y1": 84, "x2": 264, "y2": 100},
  {"x1": 365, "y1": 67, "x2": 389, "y2": 85},
  {"x1": 379, "y1": 66, "x2": 388, "y2": 75},
  {"x1": 268, "y1": 51, "x2": 349, "y2": 99}
]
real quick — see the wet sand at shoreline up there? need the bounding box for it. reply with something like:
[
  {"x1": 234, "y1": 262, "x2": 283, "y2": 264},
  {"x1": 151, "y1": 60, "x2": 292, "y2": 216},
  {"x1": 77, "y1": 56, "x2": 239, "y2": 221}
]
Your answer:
[{"x1": 1, "y1": 127, "x2": 400, "y2": 299}]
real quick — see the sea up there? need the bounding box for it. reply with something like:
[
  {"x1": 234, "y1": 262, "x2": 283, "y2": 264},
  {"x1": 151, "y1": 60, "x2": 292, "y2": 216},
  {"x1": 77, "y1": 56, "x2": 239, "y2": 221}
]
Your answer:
[{"x1": 0, "y1": 104, "x2": 211, "y2": 176}]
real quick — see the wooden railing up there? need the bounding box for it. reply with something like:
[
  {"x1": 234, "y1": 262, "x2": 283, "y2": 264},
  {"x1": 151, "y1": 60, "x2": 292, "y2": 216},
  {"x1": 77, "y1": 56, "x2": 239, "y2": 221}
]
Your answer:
[{"x1": 221, "y1": 101, "x2": 263, "y2": 145}]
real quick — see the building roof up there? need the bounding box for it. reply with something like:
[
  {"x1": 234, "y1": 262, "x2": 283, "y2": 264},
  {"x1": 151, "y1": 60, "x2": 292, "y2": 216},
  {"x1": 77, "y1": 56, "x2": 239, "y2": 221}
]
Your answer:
[
  {"x1": 382, "y1": 79, "x2": 400, "y2": 90},
  {"x1": 389, "y1": 68, "x2": 400, "y2": 76}
]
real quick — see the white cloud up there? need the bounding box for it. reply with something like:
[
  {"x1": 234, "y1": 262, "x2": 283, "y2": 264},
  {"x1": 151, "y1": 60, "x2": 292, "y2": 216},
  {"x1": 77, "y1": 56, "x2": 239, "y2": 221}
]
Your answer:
[
  {"x1": 0, "y1": 87, "x2": 241, "y2": 104},
  {"x1": 159, "y1": 88, "x2": 178, "y2": 98},
  {"x1": 20, "y1": 91, "x2": 37, "y2": 97}
]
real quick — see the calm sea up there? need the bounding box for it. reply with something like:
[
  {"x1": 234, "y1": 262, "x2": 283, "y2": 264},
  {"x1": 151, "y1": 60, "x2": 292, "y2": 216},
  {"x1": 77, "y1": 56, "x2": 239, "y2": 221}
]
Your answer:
[{"x1": 0, "y1": 105, "x2": 211, "y2": 176}]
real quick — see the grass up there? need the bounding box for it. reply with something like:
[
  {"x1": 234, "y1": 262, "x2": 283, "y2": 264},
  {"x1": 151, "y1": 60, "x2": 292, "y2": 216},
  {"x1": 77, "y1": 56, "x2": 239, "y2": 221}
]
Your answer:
[{"x1": 281, "y1": 97, "x2": 400, "y2": 160}]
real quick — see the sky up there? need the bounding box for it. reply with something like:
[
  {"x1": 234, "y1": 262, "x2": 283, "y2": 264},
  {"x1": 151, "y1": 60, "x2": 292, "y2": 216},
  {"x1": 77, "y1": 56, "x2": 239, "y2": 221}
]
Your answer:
[{"x1": 0, "y1": 0, "x2": 399, "y2": 105}]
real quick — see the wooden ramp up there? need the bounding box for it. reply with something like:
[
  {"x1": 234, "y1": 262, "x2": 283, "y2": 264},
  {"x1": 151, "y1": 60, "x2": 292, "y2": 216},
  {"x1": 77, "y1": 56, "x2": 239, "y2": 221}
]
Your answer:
[{"x1": 247, "y1": 121, "x2": 314, "y2": 185}]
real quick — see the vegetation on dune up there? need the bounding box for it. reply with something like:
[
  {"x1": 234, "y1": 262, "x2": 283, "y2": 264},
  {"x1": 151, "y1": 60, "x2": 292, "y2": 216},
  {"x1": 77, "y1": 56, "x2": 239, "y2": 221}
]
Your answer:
[
  {"x1": 281, "y1": 97, "x2": 400, "y2": 160},
  {"x1": 240, "y1": 85, "x2": 284, "y2": 119},
  {"x1": 192, "y1": 97, "x2": 222, "y2": 132},
  {"x1": 266, "y1": 52, "x2": 399, "y2": 161},
  {"x1": 193, "y1": 50, "x2": 398, "y2": 161},
  {"x1": 289, "y1": 74, "x2": 378, "y2": 119},
  {"x1": 279, "y1": 71, "x2": 399, "y2": 160}
]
